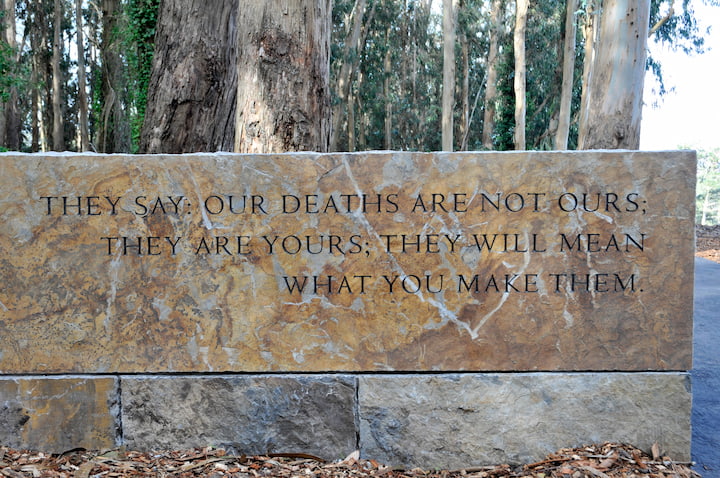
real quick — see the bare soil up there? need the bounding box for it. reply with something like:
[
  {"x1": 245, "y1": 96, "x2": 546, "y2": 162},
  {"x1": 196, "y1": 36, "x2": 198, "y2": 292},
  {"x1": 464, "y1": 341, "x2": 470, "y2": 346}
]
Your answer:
[{"x1": 0, "y1": 442, "x2": 701, "y2": 477}]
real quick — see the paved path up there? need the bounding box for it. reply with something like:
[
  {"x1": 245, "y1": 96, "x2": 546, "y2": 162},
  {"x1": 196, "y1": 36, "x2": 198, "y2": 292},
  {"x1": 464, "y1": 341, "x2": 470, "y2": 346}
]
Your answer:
[{"x1": 693, "y1": 257, "x2": 720, "y2": 475}]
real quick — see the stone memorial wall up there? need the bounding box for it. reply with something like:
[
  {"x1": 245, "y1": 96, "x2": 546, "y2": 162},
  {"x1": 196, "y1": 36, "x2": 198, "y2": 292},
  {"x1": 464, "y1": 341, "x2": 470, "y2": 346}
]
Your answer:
[{"x1": 0, "y1": 151, "x2": 695, "y2": 467}]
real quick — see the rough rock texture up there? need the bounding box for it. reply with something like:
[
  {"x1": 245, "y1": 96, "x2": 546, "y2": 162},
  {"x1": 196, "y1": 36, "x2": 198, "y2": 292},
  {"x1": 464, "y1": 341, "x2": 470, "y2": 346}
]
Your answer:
[
  {"x1": 0, "y1": 151, "x2": 695, "y2": 373},
  {"x1": 0, "y1": 377, "x2": 118, "y2": 452},
  {"x1": 358, "y1": 373, "x2": 692, "y2": 469},
  {"x1": 121, "y1": 375, "x2": 357, "y2": 459}
]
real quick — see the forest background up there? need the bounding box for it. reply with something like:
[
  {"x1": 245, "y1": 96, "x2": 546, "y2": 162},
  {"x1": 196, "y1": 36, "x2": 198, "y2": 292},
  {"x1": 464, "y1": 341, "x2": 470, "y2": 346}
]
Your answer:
[{"x1": 0, "y1": 0, "x2": 718, "y2": 224}]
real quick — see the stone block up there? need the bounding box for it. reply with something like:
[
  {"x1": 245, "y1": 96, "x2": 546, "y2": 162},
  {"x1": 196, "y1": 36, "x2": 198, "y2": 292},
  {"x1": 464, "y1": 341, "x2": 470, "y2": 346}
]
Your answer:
[
  {"x1": 0, "y1": 152, "x2": 694, "y2": 372},
  {"x1": 358, "y1": 373, "x2": 691, "y2": 468},
  {"x1": 121, "y1": 375, "x2": 357, "y2": 459},
  {"x1": 0, "y1": 376, "x2": 118, "y2": 452}
]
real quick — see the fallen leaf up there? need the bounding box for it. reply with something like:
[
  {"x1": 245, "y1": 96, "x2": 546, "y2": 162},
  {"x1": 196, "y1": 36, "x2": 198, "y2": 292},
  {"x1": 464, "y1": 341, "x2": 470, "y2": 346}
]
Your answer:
[
  {"x1": 651, "y1": 442, "x2": 661, "y2": 461},
  {"x1": 73, "y1": 461, "x2": 94, "y2": 478}
]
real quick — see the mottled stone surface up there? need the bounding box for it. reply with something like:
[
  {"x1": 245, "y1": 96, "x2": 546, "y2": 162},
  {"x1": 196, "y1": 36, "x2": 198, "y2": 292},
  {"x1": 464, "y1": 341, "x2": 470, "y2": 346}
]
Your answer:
[
  {"x1": 0, "y1": 377, "x2": 118, "y2": 452},
  {"x1": 359, "y1": 373, "x2": 692, "y2": 468},
  {"x1": 0, "y1": 151, "x2": 695, "y2": 372},
  {"x1": 121, "y1": 375, "x2": 357, "y2": 459}
]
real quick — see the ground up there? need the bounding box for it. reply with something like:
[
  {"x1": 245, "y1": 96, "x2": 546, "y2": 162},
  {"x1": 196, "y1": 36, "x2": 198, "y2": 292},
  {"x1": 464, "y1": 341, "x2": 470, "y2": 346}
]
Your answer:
[
  {"x1": 0, "y1": 442, "x2": 702, "y2": 477},
  {"x1": 696, "y1": 225, "x2": 720, "y2": 264}
]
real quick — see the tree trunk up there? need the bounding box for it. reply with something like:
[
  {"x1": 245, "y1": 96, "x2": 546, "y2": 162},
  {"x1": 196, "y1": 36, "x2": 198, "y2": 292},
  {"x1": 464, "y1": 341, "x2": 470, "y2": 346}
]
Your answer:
[
  {"x1": 513, "y1": 0, "x2": 528, "y2": 150},
  {"x1": 98, "y1": 0, "x2": 131, "y2": 152},
  {"x1": 383, "y1": 37, "x2": 392, "y2": 150},
  {"x1": 52, "y1": 0, "x2": 64, "y2": 151},
  {"x1": 140, "y1": 0, "x2": 238, "y2": 153},
  {"x1": 348, "y1": 88, "x2": 356, "y2": 151},
  {"x1": 1, "y1": 0, "x2": 20, "y2": 150},
  {"x1": 459, "y1": 32, "x2": 469, "y2": 151},
  {"x1": 234, "y1": 0, "x2": 331, "y2": 153},
  {"x1": 30, "y1": 61, "x2": 40, "y2": 151},
  {"x1": 577, "y1": 0, "x2": 598, "y2": 146},
  {"x1": 554, "y1": 0, "x2": 577, "y2": 150},
  {"x1": 76, "y1": 0, "x2": 90, "y2": 151},
  {"x1": 0, "y1": 0, "x2": 8, "y2": 148},
  {"x1": 441, "y1": 0, "x2": 457, "y2": 151},
  {"x1": 482, "y1": 0, "x2": 502, "y2": 149},
  {"x1": 578, "y1": 0, "x2": 650, "y2": 149},
  {"x1": 358, "y1": 70, "x2": 367, "y2": 150},
  {"x1": 330, "y1": 0, "x2": 367, "y2": 152}
]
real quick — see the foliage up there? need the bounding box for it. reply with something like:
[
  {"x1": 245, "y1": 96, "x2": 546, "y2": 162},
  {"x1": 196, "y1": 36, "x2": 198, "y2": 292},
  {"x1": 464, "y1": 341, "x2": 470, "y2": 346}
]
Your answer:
[
  {"x1": 695, "y1": 147, "x2": 720, "y2": 224},
  {"x1": 648, "y1": 0, "x2": 710, "y2": 97},
  {"x1": 124, "y1": 0, "x2": 160, "y2": 150},
  {"x1": 1, "y1": 0, "x2": 718, "y2": 153},
  {"x1": 0, "y1": 9, "x2": 27, "y2": 105}
]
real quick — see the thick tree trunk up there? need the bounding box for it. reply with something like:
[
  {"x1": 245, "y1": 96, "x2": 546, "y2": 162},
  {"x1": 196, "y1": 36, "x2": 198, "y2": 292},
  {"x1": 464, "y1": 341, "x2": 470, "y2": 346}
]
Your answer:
[
  {"x1": 482, "y1": 0, "x2": 502, "y2": 149},
  {"x1": 441, "y1": 0, "x2": 457, "y2": 151},
  {"x1": 52, "y1": 0, "x2": 64, "y2": 151},
  {"x1": 513, "y1": 0, "x2": 528, "y2": 150},
  {"x1": 140, "y1": 0, "x2": 238, "y2": 153},
  {"x1": 554, "y1": 0, "x2": 577, "y2": 150},
  {"x1": 330, "y1": 0, "x2": 367, "y2": 152},
  {"x1": 578, "y1": 0, "x2": 650, "y2": 149},
  {"x1": 76, "y1": 0, "x2": 90, "y2": 151},
  {"x1": 234, "y1": 0, "x2": 331, "y2": 153}
]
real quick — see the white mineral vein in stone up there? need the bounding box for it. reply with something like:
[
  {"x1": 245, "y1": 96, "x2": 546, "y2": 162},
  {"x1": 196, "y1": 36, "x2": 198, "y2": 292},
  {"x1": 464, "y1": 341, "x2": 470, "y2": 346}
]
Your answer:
[
  {"x1": 592, "y1": 210, "x2": 614, "y2": 223},
  {"x1": 152, "y1": 296, "x2": 172, "y2": 322},
  {"x1": 187, "y1": 335, "x2": 199, "y2": 364},
  {"x1": 292, "y1": 350, "x2": 305, "y2": 364},
  {"x1": 105, "y1": 242, "x2": 123, "y2": 332},
  {"x1": 471, "y1": 231, "x2": 532, "y2": 339},
  {"x1": 0, "y1": 299, "x2": 8, "y2": 312},
  {"x1": 341, "y1": 155, "x2": 474, "y2": 337},
  {"x1": 199, "y1": 346, "x2": 212, "y2": 371},
  {"x1": 184, "y1": 157, "x2": 218, "y2": 231}
]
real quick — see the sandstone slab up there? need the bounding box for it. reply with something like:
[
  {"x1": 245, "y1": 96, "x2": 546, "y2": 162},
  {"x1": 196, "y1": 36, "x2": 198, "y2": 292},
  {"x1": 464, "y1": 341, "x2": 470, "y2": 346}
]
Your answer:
[
  {"x1": 0, "y1": 151, "x2": 695, "y2": 372},
  {"x1": 0, "y1": 377, "x2": 118, "y2": 452},
  {"x1": 121, "y1": 375, "x2": 357, "y2": 459},
  {"x1": 358, "y1": 373, "x2": 692, "y2": 468}
]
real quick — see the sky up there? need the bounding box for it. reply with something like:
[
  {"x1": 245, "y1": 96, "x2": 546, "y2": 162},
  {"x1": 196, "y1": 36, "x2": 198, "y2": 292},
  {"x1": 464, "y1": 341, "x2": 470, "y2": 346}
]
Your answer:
[{"x1": 640, "y1": 1, "x2": 720, "y2": 151}]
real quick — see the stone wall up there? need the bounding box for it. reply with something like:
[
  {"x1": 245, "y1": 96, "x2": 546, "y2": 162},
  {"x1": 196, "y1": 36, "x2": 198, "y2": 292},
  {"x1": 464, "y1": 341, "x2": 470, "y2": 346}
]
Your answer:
[
  {"x1": 0, "y1": 373, "x2": 691, "y2": 468},
  {"x1": 0, "y1": 151, "x2": 695, "y2": 467}
]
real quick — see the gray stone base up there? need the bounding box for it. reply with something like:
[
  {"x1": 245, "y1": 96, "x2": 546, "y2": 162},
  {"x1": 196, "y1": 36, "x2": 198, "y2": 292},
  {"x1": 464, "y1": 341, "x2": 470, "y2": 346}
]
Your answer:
[
  {"x1": 359, "y1": 374, "x2": 692, "y2": 468},
  {"x1": 0, "y1": 373, "x2": 690, "y2": 467},
  {"x1": 120, "y1": 375, "x2": 357, "y2": 458}
]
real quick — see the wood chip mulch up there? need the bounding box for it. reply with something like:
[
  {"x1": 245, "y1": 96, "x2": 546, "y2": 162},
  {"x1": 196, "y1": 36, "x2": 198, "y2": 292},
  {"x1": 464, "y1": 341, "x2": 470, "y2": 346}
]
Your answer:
[
  {"x1": 0, "y1": 442, "x2": 701, "y2": 477},
  {"x1": 696, "y1": 224, "x2": 720, "y2": 263}
]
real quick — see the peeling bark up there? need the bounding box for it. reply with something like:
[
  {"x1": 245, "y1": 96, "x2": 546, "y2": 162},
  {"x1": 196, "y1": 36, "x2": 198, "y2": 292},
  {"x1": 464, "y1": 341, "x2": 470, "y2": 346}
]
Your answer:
[
  {"x1": 482, "y1": 0, "x2": 503, "y2": 149},
  {"x1": 513, "y1": 0, "x2": 528, "y2": 150},
  {"x1": 140, "y1": 0, "x2": 238, "y2": 153},
  {"x1": 578, "y1": 0, "x2": 650, "y2": 150},
  {"x1": 554, "y1": 0, "x2": 577, "y2": 150},
  {"x1": 234, "y1": 0, "x2": 331, "y2": 153}
]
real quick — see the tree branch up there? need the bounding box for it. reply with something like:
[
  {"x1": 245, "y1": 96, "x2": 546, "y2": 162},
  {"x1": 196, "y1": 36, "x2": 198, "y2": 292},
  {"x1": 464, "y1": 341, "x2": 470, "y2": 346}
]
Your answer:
[{"x1": 649, "y1": 2, "x2": 674, "y2": 37}]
